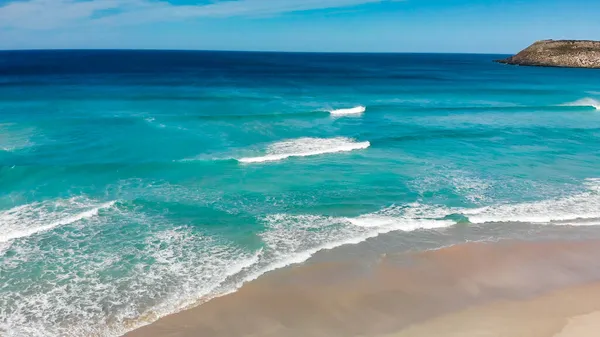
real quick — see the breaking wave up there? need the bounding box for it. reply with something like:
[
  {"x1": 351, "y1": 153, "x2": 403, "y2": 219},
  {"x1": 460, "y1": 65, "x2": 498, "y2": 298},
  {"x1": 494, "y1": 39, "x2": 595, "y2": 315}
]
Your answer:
[
  {"x1": 238, "y1": 137, "x2": 370, "y2": 163},
  {"x1": 461, "y1": 178, "x2": 600, "y2": 224},
  {"x1": 561, "y1": 98, "x2": 600, "y2": 110},
  {"x1": 329, "y1": 106, "x2": 366, "y2": 116},
  {"x1": 0, "y1": 198, "x2": 116, "y2": 244},
  {"x1": 0, "y1": 202, "x2": 452, "y2": 337}
]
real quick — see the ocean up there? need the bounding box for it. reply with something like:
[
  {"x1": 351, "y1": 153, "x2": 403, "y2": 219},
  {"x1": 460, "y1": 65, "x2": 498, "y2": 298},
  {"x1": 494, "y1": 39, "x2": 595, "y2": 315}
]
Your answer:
[{"x1": 0, "y1": 50, "x2": 599, "y2": 337}]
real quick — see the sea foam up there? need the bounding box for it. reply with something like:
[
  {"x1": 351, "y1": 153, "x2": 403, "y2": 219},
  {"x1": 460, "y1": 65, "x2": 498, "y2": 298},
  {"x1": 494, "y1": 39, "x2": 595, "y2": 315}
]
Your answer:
[
  {"x1": 0, "y1": 202, "x2": 455, "y2": 337},
  {"x1": 329, "y1": 105, "x2": 366, "y2": 116},
  {"x1": 238, "y1": 203, "x2": 455, "y2": 286},
  {"x1": 5, "y1": 182, "x2": 600, "y2": 337},
  {"x1": 0, "y1": 213, "x2": 260, "y2": 337},
  {"x1": 0, "y1": 198, "x2": 116, "y2": 244},
  {"x1": 562, "y1": 98, "x2": 600, "y2": 110},
  {"x1": 238, "y1": 137, "x2": 370, "y2": 163},
  {"x1": 461, "y1": 178, "x2": 600, "y2": 224},
  {"x1": 252, "y1": 180, "x2": 600, "y2": 287}
]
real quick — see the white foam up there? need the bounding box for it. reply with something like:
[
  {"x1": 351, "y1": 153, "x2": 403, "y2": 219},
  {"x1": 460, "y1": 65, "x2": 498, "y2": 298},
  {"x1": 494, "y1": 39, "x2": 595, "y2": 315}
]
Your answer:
[
  {"x1": 130, "y1": 230, "x2": 262, "y2": 324},
  {"x1": 0, "y1": 198, "x2": 116, "y2": 243},
  {"x1": 585, "y1": 178, "x2": 600, "y2": 192},
  {"x1": 562, "y1": 98, "x2": 600, "y2": 110},
  {"x1": 329, "y1": 105, "x2": 366, "y2": 116},
  {"x1": 0, "y1": 211, "x2": 261, "y2": 337},
  {"x1": 461, "y1": 178, "x2": 600, "y2": 224},
  {"x1": 238, "y1": 137, "x2": 370, "y2": 163},
  {"x1": 413, "y1": 169, "x2": 491, "y2": 205},
  {"x1": 5, "y1": 179, "x2": 600, "y2": 337},
  {"x1": 251, "y1": 203, "x2": 454, "y2": 279}
]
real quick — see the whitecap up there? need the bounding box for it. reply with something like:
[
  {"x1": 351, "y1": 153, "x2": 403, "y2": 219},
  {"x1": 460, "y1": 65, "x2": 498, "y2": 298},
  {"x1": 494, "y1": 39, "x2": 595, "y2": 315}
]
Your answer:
[
  {"x1": 561, "y1": 98, "x2": 600, "y2": 110},
  {"x1": 238, "y1": 137, "x2": 370, "y2": 163},
  {"x1": 329, "y1": 105, "x2": 366, "y2": 116},
  {"x1": 0, "y1": 198, "x2": 116, "y2": 244}
]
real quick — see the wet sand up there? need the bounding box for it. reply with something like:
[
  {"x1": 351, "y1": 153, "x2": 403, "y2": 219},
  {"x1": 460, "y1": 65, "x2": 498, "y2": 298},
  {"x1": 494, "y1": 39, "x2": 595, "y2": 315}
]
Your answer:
[{"x1": 125, "y1": 239, "x2": 600, "y2": 337}]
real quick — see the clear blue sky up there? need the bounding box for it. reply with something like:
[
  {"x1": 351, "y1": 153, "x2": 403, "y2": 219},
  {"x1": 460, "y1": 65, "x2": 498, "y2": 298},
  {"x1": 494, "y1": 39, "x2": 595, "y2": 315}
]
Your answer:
[{"x1": 0, "y1": 0, "x2": 598, "y2": 53}]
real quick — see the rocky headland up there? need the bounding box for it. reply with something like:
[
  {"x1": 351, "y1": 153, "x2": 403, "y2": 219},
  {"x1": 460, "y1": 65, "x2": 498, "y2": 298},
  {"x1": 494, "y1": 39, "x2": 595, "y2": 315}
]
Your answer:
[{"x1": 496, "y1": 40, "x2": 600, "y2": 69}]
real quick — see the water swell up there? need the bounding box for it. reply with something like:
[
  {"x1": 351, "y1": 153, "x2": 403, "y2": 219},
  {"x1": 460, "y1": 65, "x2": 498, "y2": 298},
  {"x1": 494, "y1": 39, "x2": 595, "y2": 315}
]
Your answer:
[
  {"x1": 369, "y1": 101, "x2": 598, "y2": 112},
  {"x1": 0, "y1": 124, "x2": 36, "y2": 153},
  {"x1": 204, "y1": 110, "x2": 325, "y2": 121},
  {"x1": 142, "y1": 110, "x2": 327, "y2": 123},
  {"x1": 372, "y1": 129, "x2": 499, "y2": 145}
]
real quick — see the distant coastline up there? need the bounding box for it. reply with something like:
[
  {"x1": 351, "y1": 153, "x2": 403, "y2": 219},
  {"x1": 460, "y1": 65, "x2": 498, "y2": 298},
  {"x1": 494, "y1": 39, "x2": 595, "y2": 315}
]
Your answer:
[{"x1": 496, "y1": 40, "x2": 600, "y2": 69}]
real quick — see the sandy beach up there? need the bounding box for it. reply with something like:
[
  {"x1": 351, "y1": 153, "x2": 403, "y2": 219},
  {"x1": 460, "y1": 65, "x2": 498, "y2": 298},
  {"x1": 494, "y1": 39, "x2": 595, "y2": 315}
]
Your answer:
[
  {"x1": 389, "y1": 282, "x2": 600, "y2": 337},
  {"x1": 125, "y1": 239, "x2": 600, "y2": 337}
]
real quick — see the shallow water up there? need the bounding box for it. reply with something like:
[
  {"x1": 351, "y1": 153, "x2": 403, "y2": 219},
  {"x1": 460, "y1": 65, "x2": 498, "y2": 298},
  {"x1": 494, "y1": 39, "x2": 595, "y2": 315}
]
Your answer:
[{"x1": 1, "y1": 50, "x2": 600, "y2": 337}]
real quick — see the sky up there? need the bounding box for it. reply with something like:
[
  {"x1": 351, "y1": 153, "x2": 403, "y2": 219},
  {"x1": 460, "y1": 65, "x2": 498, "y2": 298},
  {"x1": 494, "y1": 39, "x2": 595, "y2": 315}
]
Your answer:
[{"x1": 0, "y1": 0, "x2": 599, "y2": 53}]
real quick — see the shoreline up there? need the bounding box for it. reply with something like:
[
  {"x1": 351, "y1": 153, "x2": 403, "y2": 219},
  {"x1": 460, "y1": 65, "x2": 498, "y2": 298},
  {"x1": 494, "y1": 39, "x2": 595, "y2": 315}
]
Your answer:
[{"x1": 124, "y1": 239, "x2": 600, "y2": 337}]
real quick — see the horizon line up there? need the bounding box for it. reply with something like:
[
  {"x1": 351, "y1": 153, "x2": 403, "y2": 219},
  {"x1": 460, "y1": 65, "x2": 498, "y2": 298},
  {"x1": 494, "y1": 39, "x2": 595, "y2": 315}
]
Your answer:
[{"x1": 0, "y1": 48, "x2": 513, "y2": 55}]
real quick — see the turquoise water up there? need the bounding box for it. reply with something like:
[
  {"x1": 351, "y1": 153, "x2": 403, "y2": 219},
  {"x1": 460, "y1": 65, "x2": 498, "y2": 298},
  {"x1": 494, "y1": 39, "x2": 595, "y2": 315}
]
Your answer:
[{"x1": 1, "y1": 51, "x2": 600, "y2": 336}]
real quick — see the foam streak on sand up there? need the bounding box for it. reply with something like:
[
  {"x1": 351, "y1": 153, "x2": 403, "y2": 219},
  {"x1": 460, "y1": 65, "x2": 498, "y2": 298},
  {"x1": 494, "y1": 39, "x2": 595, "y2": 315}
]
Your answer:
[
  {"x1": 0, "y1": 198, "x2": 116, "y2": 244},
  {"x1": 329, "y1": 106, "x2": 366, "y2": 116},
  {"x1": 238, "y1": 137, "x2": 370, "y2": 163}
]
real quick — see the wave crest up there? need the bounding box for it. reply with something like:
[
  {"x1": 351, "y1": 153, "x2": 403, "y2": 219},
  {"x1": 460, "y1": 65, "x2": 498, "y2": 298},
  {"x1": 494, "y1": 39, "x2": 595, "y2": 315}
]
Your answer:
[
  {"x1": 329, "y1": 105, "x2": 366, "y2": 116},
  {"x1": 562, "y1": 98, "x2": 600, "y2": 110},
  {"x1": 238, "y1": 137, "x2": 370, "y2": 163},
  {"x1": 0, "y1": 198, "x2": 116, "y2": 244}
]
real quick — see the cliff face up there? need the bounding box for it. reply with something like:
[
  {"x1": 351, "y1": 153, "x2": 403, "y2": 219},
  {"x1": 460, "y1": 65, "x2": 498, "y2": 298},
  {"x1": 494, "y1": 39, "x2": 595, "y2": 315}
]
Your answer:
[{"x1": 497, "y1": 40, "x2": 600, "y2": 69}]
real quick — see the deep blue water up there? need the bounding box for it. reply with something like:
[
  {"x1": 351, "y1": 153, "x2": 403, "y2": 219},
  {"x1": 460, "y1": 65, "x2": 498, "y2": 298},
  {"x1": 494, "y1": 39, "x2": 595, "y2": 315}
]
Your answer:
[{"x1": 1, "y1": 50, "x2": 600, "y2": 337}]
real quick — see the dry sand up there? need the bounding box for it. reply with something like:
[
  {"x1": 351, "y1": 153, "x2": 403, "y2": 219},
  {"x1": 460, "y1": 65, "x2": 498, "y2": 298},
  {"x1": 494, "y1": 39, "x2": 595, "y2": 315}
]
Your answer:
[{"x1": 390, "y1": 282, "x2": 600, "y2": 337}]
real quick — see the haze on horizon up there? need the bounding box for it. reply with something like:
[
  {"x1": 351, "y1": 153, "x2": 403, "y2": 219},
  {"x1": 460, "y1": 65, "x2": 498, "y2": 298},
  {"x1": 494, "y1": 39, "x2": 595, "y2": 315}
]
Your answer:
[{"x1": 0, "y1": 0, "x2": 598, "y2": 53}]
